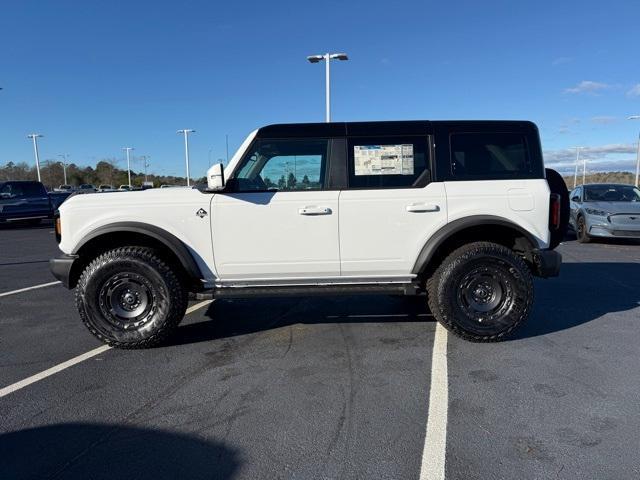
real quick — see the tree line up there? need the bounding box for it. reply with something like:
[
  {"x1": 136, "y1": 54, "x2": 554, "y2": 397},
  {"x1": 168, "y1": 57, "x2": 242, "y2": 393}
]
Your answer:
[
  {"x1": 2, "y1": 160, "x2": 635, "y2": 191},
  {"x1": 0, "y1": 160, "x2": 204, "y2": 190},
  {"x1": 562, "y1": 171, "x2": 636, "y2": 189}
]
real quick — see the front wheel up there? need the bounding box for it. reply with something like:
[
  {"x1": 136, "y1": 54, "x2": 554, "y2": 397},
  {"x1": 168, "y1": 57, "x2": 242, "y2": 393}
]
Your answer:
[
  {"x1": 75, "y1": 247, "x2": 188, "y2": 348},
  {"x1": 427, "y1": 242, "x2": 533, "y2": 342},
  {"x1": 576, "y1": 216, "x2": 592, "y2": 243}
]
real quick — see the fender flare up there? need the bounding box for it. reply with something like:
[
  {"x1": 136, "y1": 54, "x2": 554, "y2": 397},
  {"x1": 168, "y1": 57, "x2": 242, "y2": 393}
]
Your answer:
[
  {"x1": 411, "y1": 215, "x2": 539, "y2": 275},
  {"x1": 72, "y1": 221, "x2": 203, "y2": 280}
]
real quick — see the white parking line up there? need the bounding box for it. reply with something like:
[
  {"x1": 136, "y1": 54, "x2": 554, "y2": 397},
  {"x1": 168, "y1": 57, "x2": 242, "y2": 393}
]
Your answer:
[
  {"x1": 0, "y1": 281, "x2": 61, "y2": 298},
  {"x1": 0, "y1": 345, "x2": 111, "y2": 398},
  {"x1": 419, "y1": 323, "x2": 448, "y2": 480},
  {"x1": 0, "y1": 299, "x2": 212, "y2": 398},
  {"x1": 186, "y1": 299, "x2": 212, "y2": 314}
]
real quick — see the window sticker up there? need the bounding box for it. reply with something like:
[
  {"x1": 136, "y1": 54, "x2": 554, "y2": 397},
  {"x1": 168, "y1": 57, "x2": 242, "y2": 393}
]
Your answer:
[{"x1": 354, "y1": 144, "x2": 414, "y2": 176}]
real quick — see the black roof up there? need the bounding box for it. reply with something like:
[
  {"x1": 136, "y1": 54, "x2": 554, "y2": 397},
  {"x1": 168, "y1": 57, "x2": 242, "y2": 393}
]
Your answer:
[{"x1": 255, "y1": 120, "x2": 538, "y2": 138}]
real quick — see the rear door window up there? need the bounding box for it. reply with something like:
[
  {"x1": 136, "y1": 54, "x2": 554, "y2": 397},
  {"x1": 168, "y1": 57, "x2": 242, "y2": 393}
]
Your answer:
[
  {"x1": 22, "y1": 182, "x2": 45, "y2": 196},
  {"x1": 347, "y1": 136, "x2": 429, "y2": 189},
  {"x1": 450, "y1": 132, "x2": 531, "y2": 179}
]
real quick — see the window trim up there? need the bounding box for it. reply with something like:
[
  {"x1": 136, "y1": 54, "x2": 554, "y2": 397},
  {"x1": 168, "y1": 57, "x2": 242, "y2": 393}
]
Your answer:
[
  {"x1": 345, "y1": 134, "x2": 433, "y2": 190},
  {"x1": 448, "y1": 131, "x2": 534, "y2": 181}
]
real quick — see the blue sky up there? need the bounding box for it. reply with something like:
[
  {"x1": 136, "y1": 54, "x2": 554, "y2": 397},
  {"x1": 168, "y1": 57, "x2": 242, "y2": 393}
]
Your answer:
[{"x1": 1, "y1": 0, "x2": 638, "y2": 177}]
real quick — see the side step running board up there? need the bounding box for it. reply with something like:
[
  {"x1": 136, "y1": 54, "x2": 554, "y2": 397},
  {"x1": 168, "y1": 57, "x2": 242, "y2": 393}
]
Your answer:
[{"x1": 194, "y1": 282, "x2": 422, "y2": 300}]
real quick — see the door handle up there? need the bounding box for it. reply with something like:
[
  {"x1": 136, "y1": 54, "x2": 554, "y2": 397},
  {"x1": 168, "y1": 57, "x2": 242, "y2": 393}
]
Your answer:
[
  {"x1": 298, "y1": 206, "x2": 332, "y2": 215},
  {"x1": 406, "y1": 204, "x2": 439, "y2": 213}
]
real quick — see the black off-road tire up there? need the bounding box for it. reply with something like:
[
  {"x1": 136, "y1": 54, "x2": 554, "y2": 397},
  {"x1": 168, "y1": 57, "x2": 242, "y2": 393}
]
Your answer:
[
  {"x1": 75, "y1": 246, "x2": 188, "y2": 349},
  {"x1": 427, "y1": 242, "x2": 533, "y2": 342},
  {"x1": 576, "y1": 216, "x2": 592, "y2": 244}
]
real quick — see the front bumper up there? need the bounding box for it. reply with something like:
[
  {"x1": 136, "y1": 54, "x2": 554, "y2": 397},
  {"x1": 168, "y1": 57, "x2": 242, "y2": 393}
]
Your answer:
[
  {"x1": 532, "y1": 249, "x2": 561, "y2": 278},
  {"x1": 588, "y1": 224, "x2": 640, "y2": 239},
  {"x1": 50, "y1": 254, "x2": 78, "y2": 289}
]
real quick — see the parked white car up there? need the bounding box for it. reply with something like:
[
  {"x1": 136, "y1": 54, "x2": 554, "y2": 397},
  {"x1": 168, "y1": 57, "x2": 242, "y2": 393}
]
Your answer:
[{"x1": 51, "y1": 121, "x2": 568, "y2": 348}]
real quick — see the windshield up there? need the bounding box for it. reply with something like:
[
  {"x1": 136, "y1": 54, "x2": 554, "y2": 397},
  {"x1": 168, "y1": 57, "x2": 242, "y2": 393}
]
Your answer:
[{"x1": 584, "y1": 184, "x2": 640, "y2": 202}]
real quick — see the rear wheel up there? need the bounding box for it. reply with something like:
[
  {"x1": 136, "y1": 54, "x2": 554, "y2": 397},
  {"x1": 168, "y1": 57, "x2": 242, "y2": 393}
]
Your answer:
[
  {"x1": 427, "y1": 242, "x2": 533, "y2": 342},
  {"x1": 576, "y1": 216, "x2": 591, "y2": 243},
  {"x1": 75, "y1": 246, "x2": 188, "y2": 348}
]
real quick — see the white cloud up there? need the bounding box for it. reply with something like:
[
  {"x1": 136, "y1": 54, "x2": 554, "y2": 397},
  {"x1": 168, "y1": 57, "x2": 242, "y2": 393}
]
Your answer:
[
  {"x1": 590, "y1": 116, "x2": 617, "y2": 125},
  {"x1": 627, "y1": 84, "x2": 640, "y2": 97},
  {"x1": 564, "y1": 81, "x2": 610, "y2": 95},
  {"x1": 544, "y1": 144, "x2": 637, "y2": 174}
]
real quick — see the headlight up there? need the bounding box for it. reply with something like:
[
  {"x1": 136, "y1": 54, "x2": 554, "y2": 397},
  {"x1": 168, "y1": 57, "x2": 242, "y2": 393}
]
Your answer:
[{"x1": 585, "y1": 208, "x2": 608, "y2": 217}]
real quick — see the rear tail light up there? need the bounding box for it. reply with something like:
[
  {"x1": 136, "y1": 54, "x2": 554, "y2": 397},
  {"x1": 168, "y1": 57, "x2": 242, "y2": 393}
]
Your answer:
[{"x1": 550, "y1": 193, "x2": 561, "y2": 230}]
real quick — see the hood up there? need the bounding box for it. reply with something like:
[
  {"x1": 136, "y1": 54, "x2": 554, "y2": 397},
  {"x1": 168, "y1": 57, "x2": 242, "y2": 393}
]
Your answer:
[
  {"x1": 585, "y1": 201, "x2": 640, "y2": 214},
  {"x1": 60, "y1": 187, "x2": 205, "y2": 211}
]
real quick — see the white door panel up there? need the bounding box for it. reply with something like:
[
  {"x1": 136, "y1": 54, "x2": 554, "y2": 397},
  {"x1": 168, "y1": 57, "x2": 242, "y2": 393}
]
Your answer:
[
  {"x1": 339, "y1": 183, "x2": 448, "y2": 276},
  {"x1": 212, "y1": 191, "x2": 340, "y2": 279}
]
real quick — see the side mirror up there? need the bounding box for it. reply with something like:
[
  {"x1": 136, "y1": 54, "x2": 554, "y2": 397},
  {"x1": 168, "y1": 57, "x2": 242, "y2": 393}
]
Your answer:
[
  {"x1": 207, "y1": 162, "x2": 225, "y2": 191},
  {"x1": 571, "y1": 196, "x2": 580, "y2": 202}
]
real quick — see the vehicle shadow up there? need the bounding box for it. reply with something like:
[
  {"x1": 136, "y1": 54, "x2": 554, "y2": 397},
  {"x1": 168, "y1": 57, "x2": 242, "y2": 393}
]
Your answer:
[
  {"x1": 514, "y1": 261, "x2": 640, "y2": 340},
  {"x1": 172, "y1": 295, "x2": 431, "y2": 347},
  {"x1": 172, "y1": 262, "x2": 639, "y2": 346},
  {"x1": 0, "y1": 422, "x2": 241, "y2": 480}
]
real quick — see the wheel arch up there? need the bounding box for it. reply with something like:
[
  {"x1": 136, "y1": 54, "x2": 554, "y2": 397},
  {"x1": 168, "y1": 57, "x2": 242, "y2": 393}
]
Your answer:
[
  {"x1": 412, "y1": 216, "x2": 540, "y2": 279},
  {"x1": 68, "y1": 222, "x2": 203, "y2": 289}
]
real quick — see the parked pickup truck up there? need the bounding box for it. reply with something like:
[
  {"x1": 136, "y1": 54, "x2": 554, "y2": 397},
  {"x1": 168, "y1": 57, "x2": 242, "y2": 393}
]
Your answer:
[{"x1": 0, "y1": 180, "x2": 72, "y2": 224}]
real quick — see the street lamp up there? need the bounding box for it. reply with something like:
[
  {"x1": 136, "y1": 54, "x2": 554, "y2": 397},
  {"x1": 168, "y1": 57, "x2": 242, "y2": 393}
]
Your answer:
[
  {"x1": 122, "y1": 147, "x2": 134, "y2": 187},
  {"x1": 306, "y1": 52, "x2": 348, "y2": 122},
  {"x1": 139, "y1": 155, "x2": 150, "y2": 182},
  {"x1": 177, "y1": 129, "x2": 195, "y2": 186},
  {"x1": 57, "y1": 154, "x2": 69, "y2": 185},
  {"x1": 27, "y1": 134, "x2": 43, "y2": 182},
  {"x1": 571, "y1": 146, "x2": 584, "y2": 188},
  {"x1": 629, "y1": 116, "x2": 640, "y2": 187}
]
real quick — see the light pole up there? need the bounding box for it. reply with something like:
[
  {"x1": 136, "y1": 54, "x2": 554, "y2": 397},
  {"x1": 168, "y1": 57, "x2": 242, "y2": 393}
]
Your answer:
[
  {"x1": 629, "y1": 116, "x2": 640, "y2": 187},
  {"x1": 57, "y1": 154, "x2": 69, "y2": 185},
  {"x1": 177, "y1": 129, "x2": 195, "y2": 186},
  {"x1": 307, "y1": 52, "x2": 349, "y2": 122},
  {"x1": 582, "y1": 149, "x2": 588, "y2": 187},
  {"x1": 140, "y1": 155, "x2": 150, "y2": 182},
  {"x1": 27, "y1": 134, "x2": 43, "y2": 182},
  {"x1": 123, "y1": 147, "x2": 134, "y2": 187},
  {"x1": 572, "y1": 146, "x2": 584, "y2": 188}
]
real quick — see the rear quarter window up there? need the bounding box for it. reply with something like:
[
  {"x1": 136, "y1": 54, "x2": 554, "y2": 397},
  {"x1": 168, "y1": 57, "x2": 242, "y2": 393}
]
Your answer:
[{"x1": 449, "y1": 132, "x2": 532, "y2": 180}]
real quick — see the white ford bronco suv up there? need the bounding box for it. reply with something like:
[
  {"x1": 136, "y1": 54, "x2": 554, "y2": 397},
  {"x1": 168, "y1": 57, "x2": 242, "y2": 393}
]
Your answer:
[{"x1": 50, "y1": 121, "x2": 568, "y2": 348}]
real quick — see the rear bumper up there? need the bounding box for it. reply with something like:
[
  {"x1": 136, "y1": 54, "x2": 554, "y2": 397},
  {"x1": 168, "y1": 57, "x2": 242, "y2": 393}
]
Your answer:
[
  {"x1": 532, "y1": 249, "x2": 561, "y2": 278},
  {"x1": 50, "y1": 254, "x2": 78, "y2": 289}
]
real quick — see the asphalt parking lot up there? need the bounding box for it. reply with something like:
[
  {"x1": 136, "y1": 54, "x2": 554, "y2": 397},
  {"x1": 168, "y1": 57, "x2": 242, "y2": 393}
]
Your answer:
[{"x1": 1, "y1": 222, "x2": 639, "y2": 480}]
